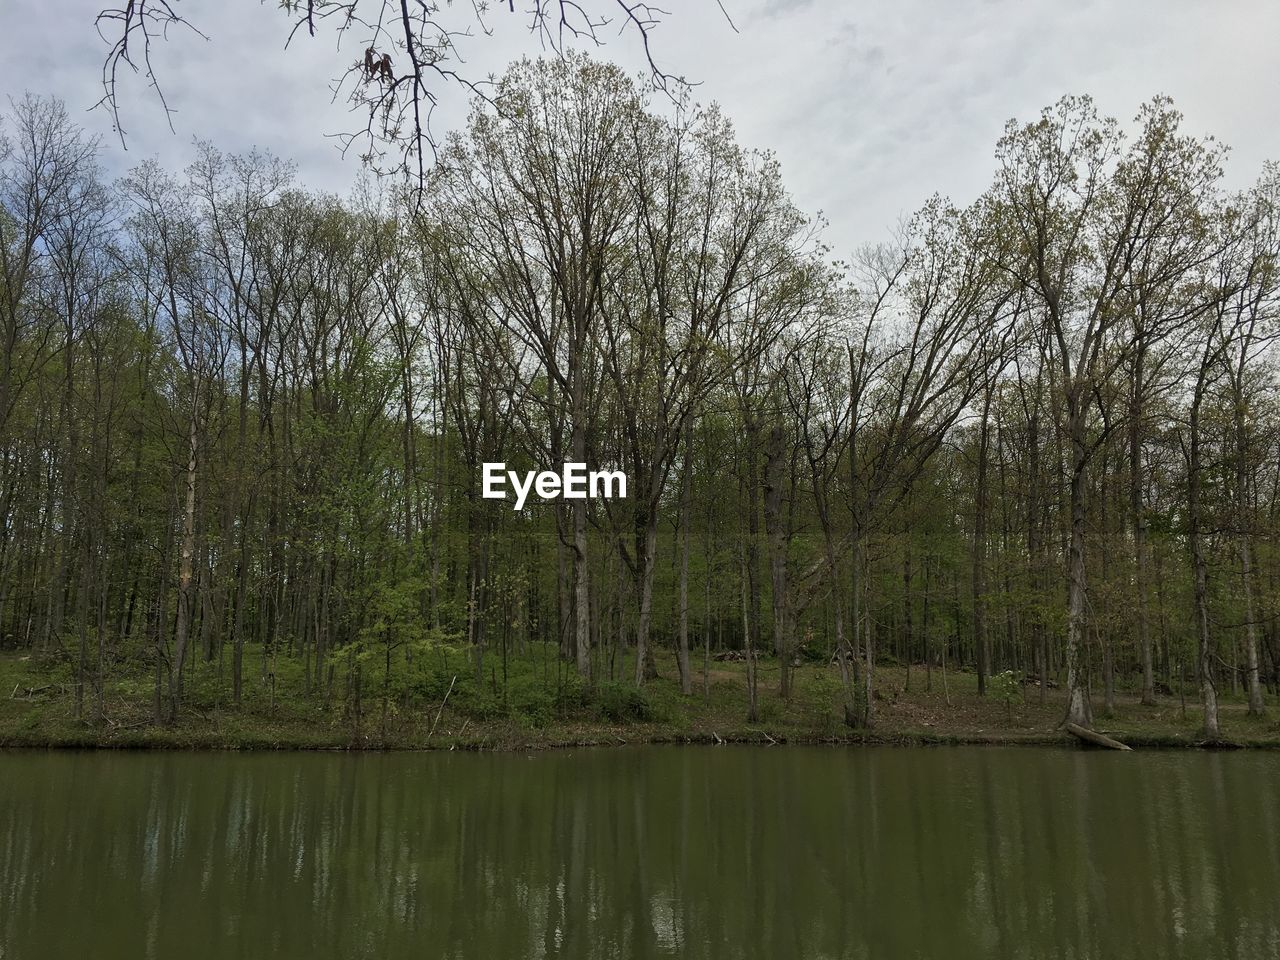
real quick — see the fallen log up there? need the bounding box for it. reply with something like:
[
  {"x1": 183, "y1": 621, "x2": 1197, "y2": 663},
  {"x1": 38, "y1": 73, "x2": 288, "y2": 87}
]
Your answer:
[
  {"x1": 10, "y1": 683, "x2": 55, "y2": 701},
  {"x1": 1063, "y1": 722, "x2": 1133, "y2": 751}
]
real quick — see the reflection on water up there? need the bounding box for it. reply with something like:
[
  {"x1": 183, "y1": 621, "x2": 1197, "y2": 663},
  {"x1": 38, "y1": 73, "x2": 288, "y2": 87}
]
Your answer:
[{"x1": 2, "y1": 746, "x2": 1278, "y2": 959}]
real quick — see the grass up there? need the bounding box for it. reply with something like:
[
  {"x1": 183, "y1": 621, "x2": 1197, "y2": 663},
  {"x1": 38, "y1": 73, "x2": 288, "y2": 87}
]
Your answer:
[{"x1": 3, "y1": 643, "x2": 1280, "y2": 751}]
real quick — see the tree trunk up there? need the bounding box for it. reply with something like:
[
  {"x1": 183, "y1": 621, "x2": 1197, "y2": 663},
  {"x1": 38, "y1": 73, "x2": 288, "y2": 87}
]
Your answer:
[
  {"x1": 1130, "y1": 346, "x2": 1157, "y2": 705},
  {"x1": 1233, "y1": 401, "x2": 1266, "y2": 716},
  {"x1": 632, "y1": 518, "x2": 658, "y2": 686},
  {"x1": 740, "y1": 547, "x2": 758, "y2": 723},
  {"x1": 676, "y1": 423, "x2": 693, "y2": 695},
  {"x1": 763, "y1": 423, "x2": 790, "y2": 698},
  {"x1": 1062, "y1": 403, "x2": 1092, "y2": 729},
  {"x1": 1189, "y1": 393, "x2": 1220, "y2": 740},
  {"x1": 972, "y1": 380, "x2": 993, "y2": 693},
  {"x1": 169, "y1": 402, "x2": 200, "y2": 722},
  {"x1": 903, "y1": 544, "x2": 913, "y2": 692}
]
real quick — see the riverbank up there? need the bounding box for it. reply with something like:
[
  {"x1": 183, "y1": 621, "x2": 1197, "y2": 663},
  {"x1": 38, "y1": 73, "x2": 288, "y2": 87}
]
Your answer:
[{"x1": 3, "y1": 650, "x2": 1278, "y2": 751}]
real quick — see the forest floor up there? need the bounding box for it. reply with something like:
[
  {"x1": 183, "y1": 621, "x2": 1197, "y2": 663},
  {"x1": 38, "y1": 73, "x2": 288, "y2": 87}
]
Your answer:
[{"x1": 3, "y1": 647, "x2": 1280, "y2": 751}]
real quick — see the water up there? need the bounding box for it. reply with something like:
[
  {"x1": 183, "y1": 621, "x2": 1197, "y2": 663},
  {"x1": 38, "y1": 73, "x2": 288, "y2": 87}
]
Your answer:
[{"x1": 2, "y1": 746, "x2": 1277, "y2": 959}]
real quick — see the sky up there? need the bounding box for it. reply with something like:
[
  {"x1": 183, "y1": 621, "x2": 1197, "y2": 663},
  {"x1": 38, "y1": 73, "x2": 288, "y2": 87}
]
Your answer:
[{"x1": 3, "y1": 0, "x2": 1278, "y2": 255}]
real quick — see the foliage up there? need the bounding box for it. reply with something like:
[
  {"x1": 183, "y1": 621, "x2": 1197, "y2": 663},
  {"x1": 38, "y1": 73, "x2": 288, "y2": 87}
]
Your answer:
[{"x1": 1, "y1": 79, "x2": 1278, "y2": 742}]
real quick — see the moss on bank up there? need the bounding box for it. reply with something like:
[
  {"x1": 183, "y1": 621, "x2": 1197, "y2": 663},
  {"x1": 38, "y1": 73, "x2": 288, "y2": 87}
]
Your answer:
[{"x1": 3, "y1": 648, "x2": 1279, "y2": 752}]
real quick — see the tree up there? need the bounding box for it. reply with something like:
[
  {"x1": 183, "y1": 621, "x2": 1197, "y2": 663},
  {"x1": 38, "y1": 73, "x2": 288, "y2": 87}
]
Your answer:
[
  {"x1": 4, "y1": 79, "x2": 1279, "y2": 748},
  {"x1": 989, "y1": 95, "x2": 1224, "y2": 729},
  {"x1": 1219, "y1": 168, "x2": 1280, "y2": 717}
]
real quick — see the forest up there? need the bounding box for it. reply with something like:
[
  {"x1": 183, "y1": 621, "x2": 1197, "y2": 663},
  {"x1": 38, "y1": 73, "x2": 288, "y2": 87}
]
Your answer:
[{"x1": 2, "y1": 54, "x2": 1279, "y2": 745}]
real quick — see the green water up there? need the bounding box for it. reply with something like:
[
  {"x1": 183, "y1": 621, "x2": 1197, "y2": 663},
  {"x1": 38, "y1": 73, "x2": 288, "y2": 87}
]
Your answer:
[{"x1": 2, "y1": 746, "x2": 1278, "y2": 959}]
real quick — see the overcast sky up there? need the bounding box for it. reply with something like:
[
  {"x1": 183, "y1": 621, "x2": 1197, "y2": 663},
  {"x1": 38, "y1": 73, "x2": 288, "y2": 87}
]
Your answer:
[{"x1": 4, "y1": 1, "x2": 1278, "y2": 254}]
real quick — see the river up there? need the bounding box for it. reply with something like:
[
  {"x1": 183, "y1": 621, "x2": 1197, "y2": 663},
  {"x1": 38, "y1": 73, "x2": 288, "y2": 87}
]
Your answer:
[{"x1": 2, "y1": 746, "x2": 1277, "y2": 958}]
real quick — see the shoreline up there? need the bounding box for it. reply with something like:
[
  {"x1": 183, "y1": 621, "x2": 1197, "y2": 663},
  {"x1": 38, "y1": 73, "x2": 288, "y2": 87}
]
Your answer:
[
  {"x1": 4, "y1": 722, "x2": 1276, "y2": 753},
  {"x1": 7, "y1": 654, "x2": 1278, "y2": 755}
]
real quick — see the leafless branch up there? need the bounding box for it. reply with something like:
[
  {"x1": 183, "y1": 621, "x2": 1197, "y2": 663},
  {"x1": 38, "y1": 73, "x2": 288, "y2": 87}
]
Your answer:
[
  {"x1": 94, "y1": 0, "x2": 208, "y2": 147},
  {"x1": 93, "y1": 0, "x2": 730, "y2": 186}
]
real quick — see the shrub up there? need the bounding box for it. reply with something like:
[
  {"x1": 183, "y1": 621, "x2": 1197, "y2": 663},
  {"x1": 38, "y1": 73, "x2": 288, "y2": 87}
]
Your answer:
[
  {"x1": 554, "y1": 672, "x2": 591, "y2": 714},
  {"x1": 507, "y1": 675, "x2": 555, "y2": 728},
  {"x1": 593, "y1": 681, "x2": 657, "y2": 723},
  {"x1": 990, "y1": 670, "x2": 1023, "y2": 720}
]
